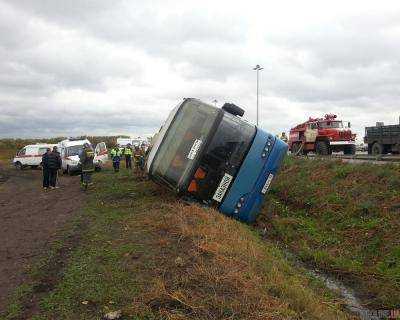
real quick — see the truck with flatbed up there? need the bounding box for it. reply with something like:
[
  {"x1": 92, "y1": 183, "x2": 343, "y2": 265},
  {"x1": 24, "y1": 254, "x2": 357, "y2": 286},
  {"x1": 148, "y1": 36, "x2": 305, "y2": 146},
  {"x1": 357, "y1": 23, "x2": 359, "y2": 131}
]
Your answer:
[{"x1": 364, "y1": 121, "x2": 400, "y2": 155}]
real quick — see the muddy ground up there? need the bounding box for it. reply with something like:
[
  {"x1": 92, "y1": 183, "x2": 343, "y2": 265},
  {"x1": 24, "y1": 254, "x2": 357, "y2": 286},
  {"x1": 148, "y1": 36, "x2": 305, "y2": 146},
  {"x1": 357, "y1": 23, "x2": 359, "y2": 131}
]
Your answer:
[{"x1": 0, "y1": 162, "x2": 85, "y2": 311}]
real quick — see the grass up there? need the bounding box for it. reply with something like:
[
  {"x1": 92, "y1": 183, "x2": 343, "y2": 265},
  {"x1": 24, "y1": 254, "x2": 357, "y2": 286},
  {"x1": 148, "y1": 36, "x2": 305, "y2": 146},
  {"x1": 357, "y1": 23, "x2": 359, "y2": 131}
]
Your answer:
[
  {"x1": 0, "y1": 149, "x2": 15, "y2": 164},
  {"x1": 260, "y1": 156, "x2": 400, "y2": 308},
  {"x1": 1, "y1": 168, "x2": 354, "y2": 320}
]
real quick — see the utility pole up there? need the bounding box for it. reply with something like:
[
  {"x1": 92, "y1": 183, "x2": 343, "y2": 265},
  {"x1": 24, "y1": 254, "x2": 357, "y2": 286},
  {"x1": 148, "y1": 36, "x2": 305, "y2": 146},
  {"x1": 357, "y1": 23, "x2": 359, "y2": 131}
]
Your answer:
[{"x1": 253, "y1": 64, "x2": 263, "y2": 126}]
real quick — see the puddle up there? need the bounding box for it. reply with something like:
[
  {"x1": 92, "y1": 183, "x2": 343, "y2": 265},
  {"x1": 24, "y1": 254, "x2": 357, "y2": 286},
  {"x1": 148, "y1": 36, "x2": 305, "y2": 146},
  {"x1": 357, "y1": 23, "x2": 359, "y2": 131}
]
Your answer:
[
  {"x1": 259, "y1": 231, "x2": 376, "y2": 319},
  {"x1": 306, "y1": 268, "x2": 371, "y2": 319}
]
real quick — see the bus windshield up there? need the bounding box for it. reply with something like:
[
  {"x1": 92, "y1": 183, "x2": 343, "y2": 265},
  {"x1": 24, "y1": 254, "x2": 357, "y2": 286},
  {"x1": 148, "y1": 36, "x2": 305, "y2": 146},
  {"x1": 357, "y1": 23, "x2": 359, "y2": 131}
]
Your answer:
[{"x1": 150, "y1": 100, "x2": 219, "y2": 189}]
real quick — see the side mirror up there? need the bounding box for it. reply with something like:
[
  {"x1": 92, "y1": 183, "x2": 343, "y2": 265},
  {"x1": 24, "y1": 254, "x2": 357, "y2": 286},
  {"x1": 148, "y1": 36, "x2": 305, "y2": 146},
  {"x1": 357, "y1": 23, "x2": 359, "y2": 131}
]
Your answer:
[{"x1": 348, "y1": 122, "x2": 351, "y2": 128}]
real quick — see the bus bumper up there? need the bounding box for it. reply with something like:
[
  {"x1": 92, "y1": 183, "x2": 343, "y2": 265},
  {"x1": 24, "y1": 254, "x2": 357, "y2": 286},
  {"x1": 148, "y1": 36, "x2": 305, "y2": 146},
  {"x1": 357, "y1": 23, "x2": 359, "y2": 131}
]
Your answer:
[{"x1": 219, "y1": 128, "x2": 288, "y2": 223}]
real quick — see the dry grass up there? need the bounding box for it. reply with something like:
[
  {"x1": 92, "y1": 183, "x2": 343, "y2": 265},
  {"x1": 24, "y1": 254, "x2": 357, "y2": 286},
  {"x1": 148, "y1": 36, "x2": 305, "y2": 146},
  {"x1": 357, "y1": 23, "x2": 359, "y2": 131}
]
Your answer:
[
  {"x1": 0, "y1": 149, "x2": 15, "y2": 164},
  {"x1": 126, "y1": 199, "x2": 353, "y2": 320},
  {"x1": 4, "y1": 171, "x2": 355, "y2": 319}
]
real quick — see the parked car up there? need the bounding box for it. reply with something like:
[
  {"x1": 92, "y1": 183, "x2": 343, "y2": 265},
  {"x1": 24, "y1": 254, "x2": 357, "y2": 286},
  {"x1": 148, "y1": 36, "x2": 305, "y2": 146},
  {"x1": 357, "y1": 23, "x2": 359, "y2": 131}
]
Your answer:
[
  {"x1": 13, "y1": 144, "x2": 57, "y2": 169},
  {"x1": 58, "y1": 139, "x2": 108, "y2": 174}
]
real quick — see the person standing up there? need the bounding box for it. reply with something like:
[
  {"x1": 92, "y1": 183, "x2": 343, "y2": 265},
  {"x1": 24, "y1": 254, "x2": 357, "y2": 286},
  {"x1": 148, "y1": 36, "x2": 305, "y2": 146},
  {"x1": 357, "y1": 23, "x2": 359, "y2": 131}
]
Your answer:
[
  {"x1": 123, "y1": 144, "x2": 133, "y2": 169},
  {"x1": 280, "y1": 132, "x2": 288, "y2": 143},
  {"x1": 79, "y1": 143, "x2": 95, "y2": 186},
  {"x1": 47, "y1": 146, "x2": 62, "y2": 189},
  {"x1": 133, "y1": 146, "x2": 143, "y2": 176},
  {"x1": 41, "y1": 148, "x2": 51, "y2": 190},
  {"x1": 110, "y1": 146, "x2": 122, "y2": 172}
]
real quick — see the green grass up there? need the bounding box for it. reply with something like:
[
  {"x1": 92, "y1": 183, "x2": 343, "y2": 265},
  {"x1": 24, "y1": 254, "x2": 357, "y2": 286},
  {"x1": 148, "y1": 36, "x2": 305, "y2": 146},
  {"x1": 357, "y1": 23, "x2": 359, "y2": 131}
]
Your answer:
[
  {"x1": 262, "y1": 157, "x2": 400, "y2": 308},
  {"x1": 1, "y1": 168, "x2": 354, "y2": 319}
]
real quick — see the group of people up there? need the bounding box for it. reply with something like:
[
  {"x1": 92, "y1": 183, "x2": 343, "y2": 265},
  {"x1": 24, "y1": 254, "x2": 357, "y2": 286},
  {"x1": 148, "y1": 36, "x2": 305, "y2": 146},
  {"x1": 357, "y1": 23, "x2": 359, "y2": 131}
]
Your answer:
[
  {"x1": 110, "y1": 144, "x2": 147, "y2": 176},
  {"x1": 42, "y1": 146, "x2": 62, "y2": 190},
  {"x1": 41, "y1": 142, "x2": 146, "y2": 191},
  {"x1": 41, "y1": 143, "x2": 95, "y2": 190}
]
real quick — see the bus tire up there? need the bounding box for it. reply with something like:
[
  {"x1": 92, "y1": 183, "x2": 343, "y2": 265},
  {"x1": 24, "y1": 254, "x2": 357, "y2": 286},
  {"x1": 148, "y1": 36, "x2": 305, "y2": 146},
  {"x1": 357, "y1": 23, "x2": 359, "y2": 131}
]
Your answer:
[
  {"x1": 315, "y1": 141, "x2": 329, "y2": 156},
  {"x1": 222, "y1": 103, "x2": 245, "y2": 117},
  {"x1": 371, "y1": 142, "x2": 383, "y2": 156}
]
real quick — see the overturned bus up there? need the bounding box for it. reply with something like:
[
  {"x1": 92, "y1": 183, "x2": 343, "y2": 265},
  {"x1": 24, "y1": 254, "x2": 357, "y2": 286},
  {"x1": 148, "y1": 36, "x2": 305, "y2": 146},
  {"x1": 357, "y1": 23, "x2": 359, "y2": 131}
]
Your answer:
[{"x1": 146, "y1": 98, "x2": 287, "y2": 223}]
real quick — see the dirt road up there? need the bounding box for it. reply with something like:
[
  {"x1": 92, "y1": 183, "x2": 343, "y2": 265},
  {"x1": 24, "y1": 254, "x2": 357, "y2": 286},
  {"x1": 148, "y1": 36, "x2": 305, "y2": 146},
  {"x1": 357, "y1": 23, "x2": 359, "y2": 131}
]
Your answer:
[{"x1": 0, "y1": 163, "x2": 85, "y2": 311}]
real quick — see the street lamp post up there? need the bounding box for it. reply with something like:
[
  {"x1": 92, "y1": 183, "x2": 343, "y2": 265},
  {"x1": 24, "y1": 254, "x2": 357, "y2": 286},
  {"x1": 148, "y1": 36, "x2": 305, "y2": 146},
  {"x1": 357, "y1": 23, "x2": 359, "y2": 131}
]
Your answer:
[{"x1": 253, "y1": 64, "x2": 263, "y2": 126}]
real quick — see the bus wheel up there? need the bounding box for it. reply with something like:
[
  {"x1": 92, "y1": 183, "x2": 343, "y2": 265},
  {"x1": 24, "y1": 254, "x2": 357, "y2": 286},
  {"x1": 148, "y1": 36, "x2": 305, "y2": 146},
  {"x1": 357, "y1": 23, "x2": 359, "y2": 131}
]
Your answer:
[
  {"x1": 316, "y1": 141, "x2": 329, "y2": 155},
  {"x1": 15, "y1": 162, "x2": 23, "y2": 170},
  {"x1": 371, "y1": 143, "x2": 383, "y2": 156}
]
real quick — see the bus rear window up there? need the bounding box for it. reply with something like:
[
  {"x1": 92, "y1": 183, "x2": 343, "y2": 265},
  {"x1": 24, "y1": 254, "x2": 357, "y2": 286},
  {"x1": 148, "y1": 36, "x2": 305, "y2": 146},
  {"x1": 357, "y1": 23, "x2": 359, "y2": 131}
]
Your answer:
[{"x1": 151, "y1": 100, "x2": 219, "y2": 189}]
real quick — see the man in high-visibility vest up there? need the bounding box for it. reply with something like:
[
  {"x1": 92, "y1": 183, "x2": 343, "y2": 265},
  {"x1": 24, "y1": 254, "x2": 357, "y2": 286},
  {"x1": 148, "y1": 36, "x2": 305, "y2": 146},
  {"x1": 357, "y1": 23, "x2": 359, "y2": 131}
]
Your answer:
[
  {"x1": 110, "y1": 147, "x2": 122, "y2": 172},
  {"x1": 123, "y1": 144, "x2": 133, "y2": 169}
]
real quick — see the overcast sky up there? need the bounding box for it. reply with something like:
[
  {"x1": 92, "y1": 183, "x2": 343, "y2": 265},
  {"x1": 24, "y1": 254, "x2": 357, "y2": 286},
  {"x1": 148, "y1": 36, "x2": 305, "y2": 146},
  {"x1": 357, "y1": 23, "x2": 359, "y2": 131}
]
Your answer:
[{"x1": 1, "y1": 0, "x2": 400, "y2": 140}]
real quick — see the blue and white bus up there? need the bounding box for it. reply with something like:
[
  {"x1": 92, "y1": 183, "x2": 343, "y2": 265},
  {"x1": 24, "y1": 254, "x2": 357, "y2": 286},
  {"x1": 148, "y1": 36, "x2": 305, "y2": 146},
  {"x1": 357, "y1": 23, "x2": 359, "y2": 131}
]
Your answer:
[{"x1": 146, "y1": 98, "x2": 287, "y2": 223}]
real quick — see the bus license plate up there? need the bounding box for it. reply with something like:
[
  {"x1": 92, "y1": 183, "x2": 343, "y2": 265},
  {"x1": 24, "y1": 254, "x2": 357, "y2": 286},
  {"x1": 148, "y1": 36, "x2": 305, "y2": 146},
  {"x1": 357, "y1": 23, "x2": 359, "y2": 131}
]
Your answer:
[
  {"x1": 261, "y1": 173, "x2": 274, "y2": 194},
  {"x1": 212, "y1": 173, "x2": 233, "y2": 202},
  {"x1": 187, "y1": 139, "x2": 203, "y2": 160}
]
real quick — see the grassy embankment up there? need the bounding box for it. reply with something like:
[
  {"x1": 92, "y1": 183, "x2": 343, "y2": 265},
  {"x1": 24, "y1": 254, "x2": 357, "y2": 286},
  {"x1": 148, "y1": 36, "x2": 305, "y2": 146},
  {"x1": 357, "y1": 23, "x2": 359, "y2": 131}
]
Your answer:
[
  {"x1": 261, "y1": 157, "x2": 400, "y2": 308},
  {"x1": 1, "y1": 169, "x2": 354, "y2": 320}
]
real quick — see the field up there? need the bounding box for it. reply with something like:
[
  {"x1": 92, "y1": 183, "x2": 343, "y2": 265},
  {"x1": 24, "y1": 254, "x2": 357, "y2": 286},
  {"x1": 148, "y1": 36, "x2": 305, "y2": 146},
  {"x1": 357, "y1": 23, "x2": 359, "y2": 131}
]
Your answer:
[
  {"x1": 1, "y1": 151, "x2": 399, "y2": 319},
  {"x1": 0, "y1": 166, "x2": 356, "y2": 320},
  {"x1": 260, "y1": 157, "x2": 400, "y2": 308}
]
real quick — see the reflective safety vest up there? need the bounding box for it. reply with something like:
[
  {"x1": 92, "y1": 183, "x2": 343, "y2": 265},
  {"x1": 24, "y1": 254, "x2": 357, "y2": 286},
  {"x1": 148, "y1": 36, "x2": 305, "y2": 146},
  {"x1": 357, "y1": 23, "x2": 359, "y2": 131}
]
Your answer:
[
  {"x1": 110, "y1": 148, "x2": 122, "y2": 157},
  {"x1": 124, "y1": 147, "x2": 133, "y2": 156}
]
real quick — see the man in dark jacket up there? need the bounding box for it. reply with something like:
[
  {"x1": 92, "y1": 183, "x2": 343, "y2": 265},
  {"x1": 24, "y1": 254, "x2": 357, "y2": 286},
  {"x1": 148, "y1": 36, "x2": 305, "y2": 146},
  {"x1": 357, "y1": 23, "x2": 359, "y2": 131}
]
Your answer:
[
  {"x1": 42, "y1": 148, "x2": 51, "y2": 190},
  {"x1": 47, "y1": 146, "x2": 62, "y2": 189}
]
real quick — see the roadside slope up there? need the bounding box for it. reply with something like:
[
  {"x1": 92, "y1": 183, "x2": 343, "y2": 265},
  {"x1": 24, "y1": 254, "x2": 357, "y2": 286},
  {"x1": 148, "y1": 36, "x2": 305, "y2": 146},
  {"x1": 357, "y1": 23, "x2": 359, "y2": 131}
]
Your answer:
[
  {"x1": 260, "y1": 157, "x2": 400, "y2": 308},
  {"x1": 2, "y1": 169, "x2": 354, "y2": 320}
]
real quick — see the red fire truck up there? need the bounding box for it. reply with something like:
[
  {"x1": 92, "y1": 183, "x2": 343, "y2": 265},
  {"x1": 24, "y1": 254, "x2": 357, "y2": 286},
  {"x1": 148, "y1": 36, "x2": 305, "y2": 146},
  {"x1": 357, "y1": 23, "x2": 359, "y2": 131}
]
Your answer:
[{"x1": 288, "y1": 114, "x2": 356, "y2": 155}]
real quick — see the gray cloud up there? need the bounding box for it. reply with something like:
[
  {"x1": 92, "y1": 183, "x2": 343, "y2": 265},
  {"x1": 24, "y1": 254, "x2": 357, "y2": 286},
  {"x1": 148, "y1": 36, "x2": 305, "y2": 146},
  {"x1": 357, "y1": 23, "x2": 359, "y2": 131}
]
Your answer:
[{"x1": 1, "y1": 0, "x2": 400, "y2": 141}]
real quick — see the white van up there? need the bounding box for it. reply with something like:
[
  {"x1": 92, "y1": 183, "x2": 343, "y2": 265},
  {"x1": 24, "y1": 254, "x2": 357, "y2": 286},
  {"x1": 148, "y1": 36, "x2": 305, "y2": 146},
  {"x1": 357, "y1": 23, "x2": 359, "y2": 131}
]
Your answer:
[
  {"x1": 13, "y1": 144, "x2": 57, "y2": 169},
  {"x1": 117, "y1": 137, "x2": 148, "y2": 148},
  {"x1": 58, "y1": 139, "x2": 108, "y2": 174}
]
